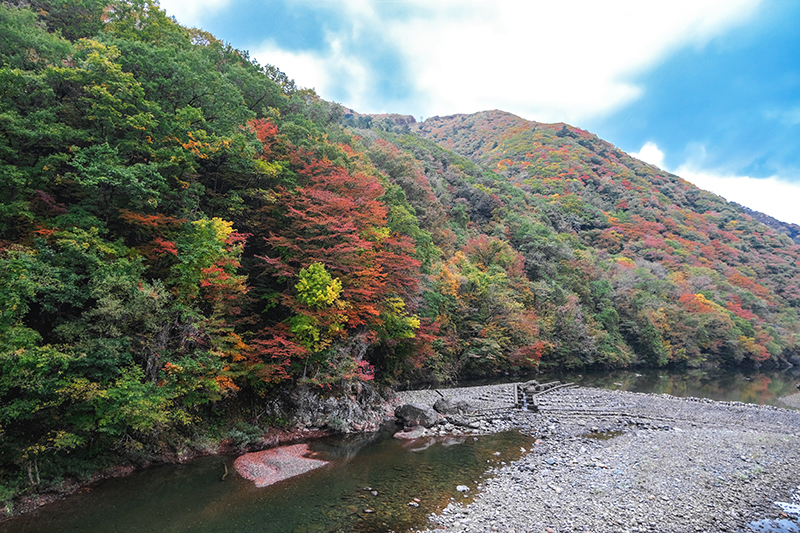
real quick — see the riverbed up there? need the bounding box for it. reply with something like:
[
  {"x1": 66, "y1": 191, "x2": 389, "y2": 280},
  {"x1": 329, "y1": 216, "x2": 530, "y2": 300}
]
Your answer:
[{"x1": 416, "y1": 385, "x2": 800, "y2": 533}]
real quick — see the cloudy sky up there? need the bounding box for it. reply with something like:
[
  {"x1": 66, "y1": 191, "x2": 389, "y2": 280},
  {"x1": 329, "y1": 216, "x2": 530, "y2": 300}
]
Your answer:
[{"x1": 159, "y1": 0, "x2": 800, "y2": 225}]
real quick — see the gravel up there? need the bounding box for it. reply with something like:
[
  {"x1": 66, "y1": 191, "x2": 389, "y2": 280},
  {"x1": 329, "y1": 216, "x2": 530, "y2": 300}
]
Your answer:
[{"x1": 397, "y1": 384, "x2": 800, "y2": 533}]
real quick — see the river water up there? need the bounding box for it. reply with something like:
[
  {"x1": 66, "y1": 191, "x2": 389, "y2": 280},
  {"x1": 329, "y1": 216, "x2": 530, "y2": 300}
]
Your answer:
[
  {"x1": 1, "y1": 367, "x2": 798, "y2": 533},
  {"x1": 0, "y1": 427, "x2": 529, "y2": 533}
]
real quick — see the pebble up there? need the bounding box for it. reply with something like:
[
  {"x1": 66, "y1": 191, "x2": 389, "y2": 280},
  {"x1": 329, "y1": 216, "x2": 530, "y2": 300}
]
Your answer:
[{"x1": 408, "y1": 385, "x2": 800, "y2": 533}]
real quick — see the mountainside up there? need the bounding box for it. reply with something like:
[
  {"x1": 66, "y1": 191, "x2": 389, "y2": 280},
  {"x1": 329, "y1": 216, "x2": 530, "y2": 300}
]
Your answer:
[
  {"x1": 402, "y1": 111, "x2": 800, "y2": 365},
  {"x1": 2, "y1": 1, "x2": 800, "y2": 508}
]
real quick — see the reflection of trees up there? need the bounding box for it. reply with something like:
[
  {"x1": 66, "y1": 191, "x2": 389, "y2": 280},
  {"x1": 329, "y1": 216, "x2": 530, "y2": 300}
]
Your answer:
[{"x1": 552, "y1": 368, "x2": 796, "y2": 406}]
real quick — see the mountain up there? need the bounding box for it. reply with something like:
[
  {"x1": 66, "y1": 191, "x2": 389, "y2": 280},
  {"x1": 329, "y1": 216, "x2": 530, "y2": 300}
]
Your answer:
[{"x1": 2, "y1": 0, "x2": 800, "y2": 505}]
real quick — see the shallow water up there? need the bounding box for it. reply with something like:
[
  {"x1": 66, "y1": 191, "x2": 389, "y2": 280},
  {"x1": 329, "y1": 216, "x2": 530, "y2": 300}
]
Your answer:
[
  {"x1": 0, "y1": 428, "x2": 529, "y2": 533},
  {"x1": 749, "y1": 487, "x2": 800, "y2": 533}
]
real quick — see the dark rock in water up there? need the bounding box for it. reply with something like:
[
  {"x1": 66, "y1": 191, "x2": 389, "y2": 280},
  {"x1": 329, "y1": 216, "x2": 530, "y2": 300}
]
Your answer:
[
  {"x1": 395, "y1": 403, "x2": 439, "y2": 427},
  {"x1": 433, "y1": 398, "x2": 476, "y2": 415}
]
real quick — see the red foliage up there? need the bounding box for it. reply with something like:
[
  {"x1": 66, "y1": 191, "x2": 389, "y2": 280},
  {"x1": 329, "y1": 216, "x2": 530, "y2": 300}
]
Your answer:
[
  {"x1": 727, "y1": 272, "x2": 773, "y2": 302},
  {"x1": 152, "y1": 237, "x2": 178, "y2": 256},
  {"x1": 260, "y1": 159, "x2": 421, "y2": 328},
  {"x1": 509, "y1": 341, "x2": 547, "y2": 368},
  {"x1": 679, "y1": 293, "x2": 714, "y2": 314},
  {"x1": 725, "y1": 298, "x2": 755, "y2": 320},
  {"x1": 247, "y1": 325, "x2": 308, "y2": 384},
  {"x1": 119, "y1": 209, "x2": 186, "y2": 229}
]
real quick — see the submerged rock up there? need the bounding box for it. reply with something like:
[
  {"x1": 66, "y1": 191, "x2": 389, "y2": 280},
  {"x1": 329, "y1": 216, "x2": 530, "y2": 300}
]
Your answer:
[
  {"x1": 234, "y1": 443, "x2": 328, "y2": 487},
  {"x1": 393, "y1": 425, "x2": 428, "y2": 439}
]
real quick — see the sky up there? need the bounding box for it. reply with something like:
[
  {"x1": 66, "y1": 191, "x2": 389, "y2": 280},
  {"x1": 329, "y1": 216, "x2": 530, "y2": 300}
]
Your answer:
[{"x1": 159, "y1": 0, "x2": 800, "y2": 225}]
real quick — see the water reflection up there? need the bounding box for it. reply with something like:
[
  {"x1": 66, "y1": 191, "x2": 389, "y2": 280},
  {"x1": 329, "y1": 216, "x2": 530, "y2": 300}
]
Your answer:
[{"x1": 543, "y1": 367, "x2": 800, "y2": 407}]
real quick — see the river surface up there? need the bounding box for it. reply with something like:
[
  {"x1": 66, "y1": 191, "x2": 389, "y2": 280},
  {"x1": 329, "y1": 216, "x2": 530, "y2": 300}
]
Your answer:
[
  {"x1": 460, "y1": 366, "x2": 800, "y2": 407},
  {"x1": 2, "y1": 367, "x2": 798, "y2": 533}
]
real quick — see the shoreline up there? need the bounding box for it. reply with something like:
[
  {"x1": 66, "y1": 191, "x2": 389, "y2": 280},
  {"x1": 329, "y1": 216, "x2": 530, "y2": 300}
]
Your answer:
[
  {"x1": 397, "y1": 384, "x2": 800, "y2": 533},
  {"x1": 3, "y1": 383, "x2": 799, "y2": 530}
]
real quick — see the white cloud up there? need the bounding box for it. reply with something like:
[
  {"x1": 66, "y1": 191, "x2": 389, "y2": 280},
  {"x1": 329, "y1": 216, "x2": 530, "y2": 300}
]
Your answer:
[
  {"x1": 375, "y1": 0, "x2": 762, "y2": 121},
  {"x1": 634, "y1": 141, "x2": 800, "y2": 225},
  {"x1": 249, "y1": 36, "x2": 372, "y2": 109},
  {"x1": 631, "y1": 142, "x2": 666, "y2": 168},
  {"x1": 676, "y1": 166, "x2": 800, "y2": 225},
  {"x1": 159, "y1": 0, "x2": 231, "y2": 29}
]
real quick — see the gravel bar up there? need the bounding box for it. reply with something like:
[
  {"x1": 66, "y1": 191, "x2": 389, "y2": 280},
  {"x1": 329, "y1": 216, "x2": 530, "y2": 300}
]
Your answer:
[{"x1": 397, "y1": 385, "x2": 800, "y2": 533}]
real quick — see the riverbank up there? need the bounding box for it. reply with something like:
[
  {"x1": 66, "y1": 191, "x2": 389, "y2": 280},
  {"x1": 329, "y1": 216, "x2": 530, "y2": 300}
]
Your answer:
[
  {"x1": 3, "y1": 426, "x2": 334, "y2": 519},
  {"x1": 397, "y1": 384, "x2": 800, "y2": 533}
]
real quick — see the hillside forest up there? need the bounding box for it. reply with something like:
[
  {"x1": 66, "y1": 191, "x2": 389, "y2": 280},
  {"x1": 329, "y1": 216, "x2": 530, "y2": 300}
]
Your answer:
[{"x1": 2, "y1": 0, "x2": 800, "y2": 507}]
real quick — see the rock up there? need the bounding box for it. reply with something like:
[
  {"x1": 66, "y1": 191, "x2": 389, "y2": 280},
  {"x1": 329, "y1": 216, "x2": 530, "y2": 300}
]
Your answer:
[
  {"x1": 395, "y1": 403, "x2": 439, "y2": 427},
  {"x1": 290, "y1": 382, "x2": 388, "y2": 433},
  {"x1": 434, "y1": 397, "x2": 477, "y2": 415},
  {"x1": 393, "y1": 425, "x2": 427, "y2": 439},
  {"x1": 457, "y1": 485, "x2": 470, "y2": 492}
]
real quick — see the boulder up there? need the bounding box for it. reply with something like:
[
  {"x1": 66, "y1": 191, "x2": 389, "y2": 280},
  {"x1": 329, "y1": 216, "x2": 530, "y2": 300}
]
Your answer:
[
  {"x1": 433, "y1": 398, "x2": 476, "y2": 415},
  {"x1": 395, "y1": 403, "x2": 439, "y2": 427}
]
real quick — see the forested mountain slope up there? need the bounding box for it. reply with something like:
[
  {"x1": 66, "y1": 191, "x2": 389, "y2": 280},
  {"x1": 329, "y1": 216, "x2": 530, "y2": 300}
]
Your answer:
[
  {"x1": 1, "y1": 0, "x2": 799, "y2": 508},
  {"x1": 405, "y1": 110, "x2": 800, "y2": 368}
]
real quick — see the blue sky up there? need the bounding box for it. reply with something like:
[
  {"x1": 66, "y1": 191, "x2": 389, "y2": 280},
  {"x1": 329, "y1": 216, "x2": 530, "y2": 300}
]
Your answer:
[{"x1": 159, "y1": 0, "x2": 800, "y2": 225}]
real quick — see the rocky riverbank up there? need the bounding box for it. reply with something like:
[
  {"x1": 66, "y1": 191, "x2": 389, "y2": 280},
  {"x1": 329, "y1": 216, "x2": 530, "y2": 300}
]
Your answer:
[{"x1": 396, "y1": 384, "x2": 800, "y2": 533}]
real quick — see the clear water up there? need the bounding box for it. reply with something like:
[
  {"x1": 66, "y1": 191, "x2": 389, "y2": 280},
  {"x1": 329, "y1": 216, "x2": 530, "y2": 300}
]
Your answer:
[{"x1": 0, "y1": 428, "x2": 529, "y2": 533}]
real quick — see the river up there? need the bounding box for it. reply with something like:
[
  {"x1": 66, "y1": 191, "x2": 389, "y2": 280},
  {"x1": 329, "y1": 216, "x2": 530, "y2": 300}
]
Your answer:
[{"x1": 1, "y1": 366, "x2": 798, "y2": 533}]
